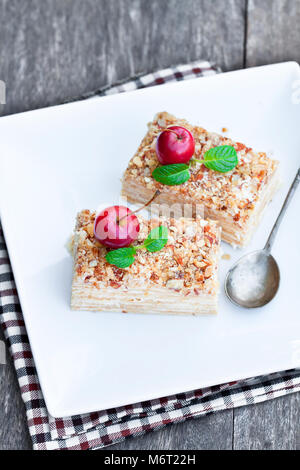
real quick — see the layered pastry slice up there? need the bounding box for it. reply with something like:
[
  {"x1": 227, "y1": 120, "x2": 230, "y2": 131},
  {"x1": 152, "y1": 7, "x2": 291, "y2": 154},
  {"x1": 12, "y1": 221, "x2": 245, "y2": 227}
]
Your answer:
[
  {"x1": 122, "y1": 112, "x2": 280, "y2": 247},
  {"x1": 71, "y1": 210, "x2": 221, "y2": 315}
]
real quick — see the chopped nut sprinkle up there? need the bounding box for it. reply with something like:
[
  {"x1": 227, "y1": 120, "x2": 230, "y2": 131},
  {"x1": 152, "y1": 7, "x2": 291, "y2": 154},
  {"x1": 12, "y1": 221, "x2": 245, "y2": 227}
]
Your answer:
[
  {"x1": 123, "y1": 111, "x2": 279, "y2": 229},
  {"x1": 73, "y1": 210, "x2": 221, "y2": 296}
]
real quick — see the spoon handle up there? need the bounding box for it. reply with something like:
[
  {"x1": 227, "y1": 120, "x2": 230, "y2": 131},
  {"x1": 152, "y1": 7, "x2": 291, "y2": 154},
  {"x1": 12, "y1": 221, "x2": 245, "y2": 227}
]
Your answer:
[{"x1": 264, "y1": 168, "x2": 300, "y2": 252}]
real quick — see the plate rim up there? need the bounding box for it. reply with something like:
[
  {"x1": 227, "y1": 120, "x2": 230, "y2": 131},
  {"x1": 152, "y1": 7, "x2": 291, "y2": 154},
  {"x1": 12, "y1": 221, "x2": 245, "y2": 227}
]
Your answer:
[{"x1": 1, "y1": 61, "x2": 300, "y2": 418}]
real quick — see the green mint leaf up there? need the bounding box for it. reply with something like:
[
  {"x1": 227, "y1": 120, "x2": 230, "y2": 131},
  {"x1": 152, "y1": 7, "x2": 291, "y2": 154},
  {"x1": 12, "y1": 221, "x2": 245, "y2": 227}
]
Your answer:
[
  {"x1": 143, "y1": 225, "x2": 168, "y2": 253},
  {"x1": 105, "y1": 246, "x2": 136, "y2": 268},
  {"x1": 152, "y1": 164, "x2": 190, "y2": 186},
  {"x1": 203, "y1": 145, "x2": 238, "y2": 173}
]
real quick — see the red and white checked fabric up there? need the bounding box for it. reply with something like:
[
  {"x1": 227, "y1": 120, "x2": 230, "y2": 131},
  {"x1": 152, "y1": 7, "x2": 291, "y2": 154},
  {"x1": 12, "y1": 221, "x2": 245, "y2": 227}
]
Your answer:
[{"x1": 0, "y1": 60, "x2": 299, "y2": 450}]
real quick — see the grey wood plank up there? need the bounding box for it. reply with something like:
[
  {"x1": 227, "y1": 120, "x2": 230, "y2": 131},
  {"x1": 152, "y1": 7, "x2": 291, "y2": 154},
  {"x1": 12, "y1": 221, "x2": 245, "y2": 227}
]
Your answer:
[
  {"x1": 0, "y1": 0, "x2": 246, "y2": 116},
  {"x1": 241, "y1": 0, "x2": 300, "y2": 451},
  {"x1": 0, "y1": 0, "x2": 245, "y2": 450},
  {"x1": 0, "y1": 329, "x2": 32, "y2": 450},
  {"x1": 1, "y1": 0, "x2": 299, "y2": 452},
  {"x1": 110, "y1": 410, "x2": 233, "y2": 450},
  {"x1": 233, "y1": 394, "x2": 300, "y2": 450},
  {"x1": 246, "y1": 0, "x2": 300, "y2": 67}
]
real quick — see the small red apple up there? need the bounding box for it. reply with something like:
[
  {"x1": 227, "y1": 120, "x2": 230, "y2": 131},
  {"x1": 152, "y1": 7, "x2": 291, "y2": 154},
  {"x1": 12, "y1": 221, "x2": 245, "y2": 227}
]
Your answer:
[
  {"x1": 94, "y1": 205, "x2": 140, "y2": 249},
  {"x1": 155, "y1": 126, "x2": 195, "y2": 165}
]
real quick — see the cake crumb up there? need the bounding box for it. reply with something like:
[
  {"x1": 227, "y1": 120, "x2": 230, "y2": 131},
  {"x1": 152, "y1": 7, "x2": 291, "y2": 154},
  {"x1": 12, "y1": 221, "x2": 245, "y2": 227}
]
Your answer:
[
  {"x1": 221, "y1": 253, "x2": 231, "y2": 260},
  {"x1": 222, "y1": 127, "x2": 228, "y2": 133}
]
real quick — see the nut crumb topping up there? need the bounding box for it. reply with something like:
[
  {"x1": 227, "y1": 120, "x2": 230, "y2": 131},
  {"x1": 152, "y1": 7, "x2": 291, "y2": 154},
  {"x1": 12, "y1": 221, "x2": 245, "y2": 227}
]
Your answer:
[
  {"x1": 73, "y1": 210, "x2": 221, "y2": 296},
  {"x1": 123, "y1": 112, "x2": 279, "y2": 227}
]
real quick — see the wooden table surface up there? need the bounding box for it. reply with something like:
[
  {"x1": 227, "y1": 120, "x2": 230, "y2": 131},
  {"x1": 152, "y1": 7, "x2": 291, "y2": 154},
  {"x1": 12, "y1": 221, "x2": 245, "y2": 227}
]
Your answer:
[{"x1": 0, "y1": 0, "x2": 299, "y2": 450}]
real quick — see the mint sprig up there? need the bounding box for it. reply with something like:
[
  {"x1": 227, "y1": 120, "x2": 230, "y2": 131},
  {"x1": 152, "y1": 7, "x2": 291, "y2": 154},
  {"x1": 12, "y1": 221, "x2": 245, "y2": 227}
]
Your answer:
[
  {"x1": 152, "y1": 164, "x2": 190, "y2": 186},
  {"x1": 105, "y1": 226, "x2": 168, "y2": 268},
  {"x1": 197, "y1": 145, "x2": 238, "y2": 173},
  {"x1": 105, "y1": 247, "x2": 136, "y2": 268},
  {"x1": 152, "y1": 145, "x2": 238, "y2": 186},
  {"x1": 143, "y1": 225, "x2": 168, "y2": 252}
]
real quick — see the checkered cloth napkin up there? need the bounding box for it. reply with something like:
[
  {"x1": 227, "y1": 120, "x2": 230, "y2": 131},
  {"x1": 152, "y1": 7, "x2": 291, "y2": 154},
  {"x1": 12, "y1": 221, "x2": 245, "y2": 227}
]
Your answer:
[{"x1": 1, "y1": 60, "x2": 300, "y2": 450}]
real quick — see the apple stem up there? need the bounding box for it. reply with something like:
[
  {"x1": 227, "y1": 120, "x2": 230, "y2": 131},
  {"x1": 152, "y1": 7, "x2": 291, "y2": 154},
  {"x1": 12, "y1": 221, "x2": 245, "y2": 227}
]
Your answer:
[
  {"x1": 163, "y1": 128, "x2": 182, "y2": 139},
  {"x1": 118, "y1": 190, "x2": 161, "y2": 225}
]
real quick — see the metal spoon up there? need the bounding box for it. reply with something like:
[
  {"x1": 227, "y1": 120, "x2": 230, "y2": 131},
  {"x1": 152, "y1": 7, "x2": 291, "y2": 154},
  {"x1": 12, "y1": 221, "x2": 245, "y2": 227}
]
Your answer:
[{"x1": 225, "y1": 168, "x2": 300, "y2": 308}]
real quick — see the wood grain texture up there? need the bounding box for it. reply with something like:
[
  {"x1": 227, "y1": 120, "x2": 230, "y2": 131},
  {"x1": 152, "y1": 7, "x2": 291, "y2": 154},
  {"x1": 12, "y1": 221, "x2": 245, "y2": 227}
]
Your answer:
[
  {"x1": 233, "y1": 394, "x2": 300, "y2": 450},
  {"x1": 0, "y1": 0, "x2": 246, "y2": 115},
  {"x1": 0, "y1": 0, "x2": 300, "y2": 451},
  {"x1": 246, "y1": 0, "x2": 300, "y2": 67},
  {"x1": 110, "y1": 411, "x2": 233, "y2": 450}
]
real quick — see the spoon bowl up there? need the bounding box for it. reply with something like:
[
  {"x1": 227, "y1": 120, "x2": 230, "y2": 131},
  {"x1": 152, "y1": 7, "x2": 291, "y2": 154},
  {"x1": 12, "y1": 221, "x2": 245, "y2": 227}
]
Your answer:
[
  {"x1": 225, "y1": 250, "x2": 280, "y2": 308},
  {"x1": 225, "y1": 168, "x2": 299, "y2": 309}
]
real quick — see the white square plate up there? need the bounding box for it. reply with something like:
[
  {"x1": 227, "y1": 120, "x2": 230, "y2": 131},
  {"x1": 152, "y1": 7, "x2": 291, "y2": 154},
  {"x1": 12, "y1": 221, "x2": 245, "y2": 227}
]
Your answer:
[{"x1": 0, "y1": 62, "x2": 300, "y2": 418}]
